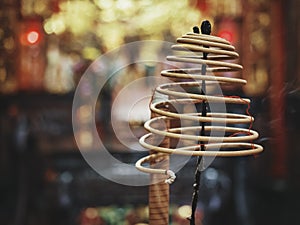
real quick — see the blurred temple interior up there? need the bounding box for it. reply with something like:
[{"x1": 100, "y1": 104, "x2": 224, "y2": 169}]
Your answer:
[{"x1": 0, "y1": 0, "x2": 300, "y2": 225}]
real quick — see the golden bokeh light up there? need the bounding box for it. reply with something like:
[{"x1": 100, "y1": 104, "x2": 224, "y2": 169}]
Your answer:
[{"x1": 43, "y1": 0, "x2": 202, "y2": 50}]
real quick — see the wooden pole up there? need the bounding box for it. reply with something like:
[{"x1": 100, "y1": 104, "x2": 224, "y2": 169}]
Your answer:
[
  {"x1": 149, "y1": 153, "x2": 170, "y2": 225},
  {"x1": 148, "y1": 98, "x2": 182, "y2": 224},
  {"x1": 149, "y1": 110, "x2": 170, "y2": 225}
]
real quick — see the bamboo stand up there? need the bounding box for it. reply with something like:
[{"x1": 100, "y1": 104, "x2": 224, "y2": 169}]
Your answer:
[{"x1": 148, "y1": 109, "x2": 171, "y2": 225}]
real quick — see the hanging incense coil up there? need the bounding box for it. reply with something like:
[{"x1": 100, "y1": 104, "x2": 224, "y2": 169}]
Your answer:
[{"x1": 135, "y1": 31, "x2": 263, "y2": 183}]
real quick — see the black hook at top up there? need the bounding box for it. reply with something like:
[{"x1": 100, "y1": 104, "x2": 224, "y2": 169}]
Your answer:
[
  {"x1": 193, "y1": 26, "x2": 200, "y2": 34},
  {"x1": 200, "y1": 20, "x2": 211, "y2": 35},
  {"x1": 192, "y1": 20, "x2": 211, "y2": 35}
]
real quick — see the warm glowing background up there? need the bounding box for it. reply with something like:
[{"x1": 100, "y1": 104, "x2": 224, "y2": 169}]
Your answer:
[{"x1": 0, "y1": 0, "x2": 299, "y2": 225}]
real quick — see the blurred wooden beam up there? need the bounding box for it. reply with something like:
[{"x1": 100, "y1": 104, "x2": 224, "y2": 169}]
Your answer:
[{"x1": 269, "y1": 0, "x2": 287, "y2": 179}]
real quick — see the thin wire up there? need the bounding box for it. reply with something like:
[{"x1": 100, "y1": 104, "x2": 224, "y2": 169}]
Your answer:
[
  {"x1": 226, "y1": 95, "x2": 255, "y2": 150},
  {"x1": 189, "y1": 20, "x2": 211, "y2": 225}
]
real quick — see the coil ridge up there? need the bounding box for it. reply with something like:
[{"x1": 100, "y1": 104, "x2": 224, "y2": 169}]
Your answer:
[{"x1": 136, "y1": 31, "x2": 263, "y2": 183}]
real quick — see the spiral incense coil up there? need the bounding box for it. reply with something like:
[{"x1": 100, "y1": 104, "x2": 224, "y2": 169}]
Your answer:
[{"x1": 135, "y1": 31, "x2": 263, "y2": 184}]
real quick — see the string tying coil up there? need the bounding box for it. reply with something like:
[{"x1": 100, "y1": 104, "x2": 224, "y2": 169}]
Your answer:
[{"x1": 165, "y1": 170, "x2": 176, "y2": 184}]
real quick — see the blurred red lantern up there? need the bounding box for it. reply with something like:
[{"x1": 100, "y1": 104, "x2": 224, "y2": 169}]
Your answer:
[
  {"x1": 218, "y1": 29, "x2": 234, "y2": 43},
  {"x1": 18, "y1": 18, "x2": 45, "y2": 91},
  {"x1": 20, "y1": 20, "x2": 43, "y2": 46},
  {"x1": 216, "y1": 19, "x2": 239, "y2": 45},
  {"x1": 22, "y1": 30, "x2": 40, "y2": 45}
]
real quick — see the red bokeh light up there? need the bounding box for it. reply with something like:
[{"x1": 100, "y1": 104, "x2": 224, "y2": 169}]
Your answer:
[
  {"x1": 27, "y1": 31, "x2": 40, "y2": 44},
  {"x1": 218, "y1": 30, "x2": 234, "y2": 43},
  {"x1": 20, "y1": 29, "x2": 41, "y2": 45}
]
